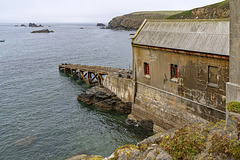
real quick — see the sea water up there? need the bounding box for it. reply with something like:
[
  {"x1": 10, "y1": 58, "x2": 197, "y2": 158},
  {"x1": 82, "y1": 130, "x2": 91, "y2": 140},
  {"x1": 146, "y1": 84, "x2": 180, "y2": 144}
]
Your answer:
[{"x1": 0, "y1": 23, "x2": 152, "y2": 160}]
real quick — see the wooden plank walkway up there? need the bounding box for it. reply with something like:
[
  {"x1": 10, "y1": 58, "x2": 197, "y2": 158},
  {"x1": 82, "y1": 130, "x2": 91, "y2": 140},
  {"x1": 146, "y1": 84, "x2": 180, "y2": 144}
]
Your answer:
[{"x1": 59, "y1": 64, "x2": 131, "y2": 85}]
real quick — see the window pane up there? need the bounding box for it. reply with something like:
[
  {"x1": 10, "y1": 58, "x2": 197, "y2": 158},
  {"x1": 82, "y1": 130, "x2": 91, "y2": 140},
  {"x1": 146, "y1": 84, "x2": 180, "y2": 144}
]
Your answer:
[
  {"x1": 208, "y1": 66, "x2": 218, "y2": 84},
  {"x1": 144, "y1": 63, "x2": 149, "y2": 75},
  {"x1": 171, "y1": 64, "x2": 178, "y2": 78}
]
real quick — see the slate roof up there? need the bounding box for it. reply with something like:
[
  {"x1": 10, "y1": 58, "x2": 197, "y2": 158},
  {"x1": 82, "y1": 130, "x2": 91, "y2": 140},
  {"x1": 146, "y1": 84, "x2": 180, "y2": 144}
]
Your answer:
[{"x1": 133, "y1": 20, "x2": 229, "y2": 56}]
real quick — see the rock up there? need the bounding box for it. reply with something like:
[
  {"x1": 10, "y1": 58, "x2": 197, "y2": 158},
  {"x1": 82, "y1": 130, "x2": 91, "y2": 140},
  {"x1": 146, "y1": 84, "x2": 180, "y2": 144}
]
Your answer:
[
  {"x1": 29, "y1": 23, "x2": 44, "y2": 27},
  {"x1": 77, "y1": 86, "x2": 131, "y2": 114},
  {"x1": 31, "y1": 29, "x2": 54, "y2": 33},
  {"x1": 79, "y1": 27, "x2": 84, "y2": 29},
  {"x1": 155, "y1": 148, "x2": 173, "y2": 160},
  {"x1": 15, "y1": 134, "x2": 38, "y2": 147},
  {"x1": 139, "y1": 119, "x2": 154, "y2": 131},
  {"x1": 20, "y1": 24, "x2": 27, "y2": 27},
  {"x1": 96, "y1": 23, "x2": 106, "y2": 26},
  {"x1": 100, "y1": 26, "x2": 107, "y2": 29}
]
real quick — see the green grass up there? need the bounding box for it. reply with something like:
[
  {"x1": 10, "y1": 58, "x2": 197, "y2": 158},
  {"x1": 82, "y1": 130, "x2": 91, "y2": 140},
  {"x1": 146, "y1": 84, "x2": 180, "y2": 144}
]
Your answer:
[
  {"x1": 168, "y1": 0, "x2": 229, "y2": 19},
  {"x1": 123, "y1": 11, "x2": 183, "y2": 20}
]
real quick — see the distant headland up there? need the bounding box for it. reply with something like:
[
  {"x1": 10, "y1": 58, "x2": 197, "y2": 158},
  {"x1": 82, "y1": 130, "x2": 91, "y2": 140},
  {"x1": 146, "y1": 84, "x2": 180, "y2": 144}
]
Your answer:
[{"x1": 107, "y1": 0, "x2": 229, "y2": 30}]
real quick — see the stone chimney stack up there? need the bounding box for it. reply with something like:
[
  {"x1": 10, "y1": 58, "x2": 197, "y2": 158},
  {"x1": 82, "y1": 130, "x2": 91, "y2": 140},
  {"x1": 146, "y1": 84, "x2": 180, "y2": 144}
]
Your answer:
[{"x1": 226, "y1": 0, "x2": 240, "y2": 102}]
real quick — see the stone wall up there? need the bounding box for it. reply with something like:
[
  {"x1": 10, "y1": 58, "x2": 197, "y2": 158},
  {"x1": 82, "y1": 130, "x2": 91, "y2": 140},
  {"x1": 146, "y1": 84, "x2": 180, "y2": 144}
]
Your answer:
[
  {"x1": 103, "y1": 75, "x2": 134, "y2": 103},
  {"x1": 128, "y1": 82, "x2": 226, "y2": 132}
]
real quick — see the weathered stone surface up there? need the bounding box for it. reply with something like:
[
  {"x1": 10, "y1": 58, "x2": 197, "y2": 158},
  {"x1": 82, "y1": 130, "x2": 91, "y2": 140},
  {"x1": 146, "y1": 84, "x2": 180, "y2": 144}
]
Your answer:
[
  {"x1": 31, "y1": 29, "x2": 54, "y2": 33},
  {"x1": 226, "y1": 0, "x2": 240, "y2": 106},
  {"x1": 77, "y1": 86, "x2": 131, "y2": 114}
]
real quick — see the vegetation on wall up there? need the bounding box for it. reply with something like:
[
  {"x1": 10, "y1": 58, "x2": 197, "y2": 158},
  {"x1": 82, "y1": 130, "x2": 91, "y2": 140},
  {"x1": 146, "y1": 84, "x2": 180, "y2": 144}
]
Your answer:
[{"x1": 227, "y1": 101, "x2": 240, "y2": 113}]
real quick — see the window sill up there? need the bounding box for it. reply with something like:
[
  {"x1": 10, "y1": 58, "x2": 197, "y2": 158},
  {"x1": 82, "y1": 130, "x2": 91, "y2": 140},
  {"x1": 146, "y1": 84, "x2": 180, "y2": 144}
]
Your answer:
[
  {"x1": 170, "y1": 78, "x2": 179, "y2": 83},
  {"x1": 208, "y1": 83, "x2": 219, "y2": 89},
  {"x1": 144, "y1": 75, "x2": 151, "y2": 79}
]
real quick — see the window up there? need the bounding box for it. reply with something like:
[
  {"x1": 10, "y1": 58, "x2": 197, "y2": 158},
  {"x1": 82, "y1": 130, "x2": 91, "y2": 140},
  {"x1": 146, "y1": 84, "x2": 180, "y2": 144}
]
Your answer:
[
  {"x1": 208, "y1": 66, "x2": 218, "y2": 85},
  {"x1": 144, "y1": 62, "x2": 149, "y2": 75},
  {"x1": 171, "y1": 64, "x2": 178, "y2": 79}
]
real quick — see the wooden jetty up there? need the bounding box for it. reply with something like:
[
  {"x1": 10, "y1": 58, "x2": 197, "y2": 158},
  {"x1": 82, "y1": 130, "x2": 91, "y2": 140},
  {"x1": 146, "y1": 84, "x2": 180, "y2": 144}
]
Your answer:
[{"x1": 59, "y1": 64, "x2": 131, "y2": 85}]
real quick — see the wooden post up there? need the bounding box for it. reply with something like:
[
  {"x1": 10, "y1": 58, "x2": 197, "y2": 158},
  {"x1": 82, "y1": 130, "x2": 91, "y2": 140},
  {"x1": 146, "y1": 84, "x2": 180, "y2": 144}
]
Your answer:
[
  {"x1": 90, "y1": 73, "x2": 98, "y2": 84},
  {"x1": 88, "y1": 72, "x2": 92, "y2": 85},
  {"x1": 78, "y1": 69, "x2": 82, "y2": 81},
  {"x1": 97, "y1": 73, "x2": 101, "y2": 86},
  {"x1": 70, "y1": 68, "x2": 74, "y2": 77},
  {"x1": 80, "y1": 71, "x2": 88, "y2": 84}
]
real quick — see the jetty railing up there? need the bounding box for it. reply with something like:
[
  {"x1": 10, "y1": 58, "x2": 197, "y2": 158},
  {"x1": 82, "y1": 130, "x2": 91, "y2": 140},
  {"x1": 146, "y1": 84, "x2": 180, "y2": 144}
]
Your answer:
[{"x1": 59, "y1": 64, "x2": 131, "y2": 85}]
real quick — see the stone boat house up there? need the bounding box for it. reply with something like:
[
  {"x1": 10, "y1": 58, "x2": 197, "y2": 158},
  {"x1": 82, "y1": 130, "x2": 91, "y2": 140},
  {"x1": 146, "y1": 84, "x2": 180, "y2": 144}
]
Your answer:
[{"x1": 129, "y1": 20, "x2": 230, "y2": 132}]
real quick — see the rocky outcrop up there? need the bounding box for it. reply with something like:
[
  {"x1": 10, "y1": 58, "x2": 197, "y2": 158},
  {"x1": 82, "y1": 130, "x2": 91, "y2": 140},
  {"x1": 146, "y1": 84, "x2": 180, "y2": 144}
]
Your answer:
[
  {"x1": 96, "y1": 23, "x2": 106, "y2": 26},
  {"x1": 108, "y1": 16, "x2": 143, "y2": 30},
  {"x1": 77, "y1": 86, "x2": 131, "y2": 114},
  {"x1": 29, "y1": 23, "x2": 43, "y2": 27},
  {"x1": 67, "y1": 117, "x2": 240, "y2": 160},
  {"x1": 31, "y1": 29, "x2": 54, "y2": 33}
]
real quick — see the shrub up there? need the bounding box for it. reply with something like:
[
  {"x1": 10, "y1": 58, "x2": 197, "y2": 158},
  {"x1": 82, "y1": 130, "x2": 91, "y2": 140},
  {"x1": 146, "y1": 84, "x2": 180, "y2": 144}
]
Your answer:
[
  {"x1": 211, "y1": 133, "x2": 240, "y2": 159},
  {"x1": 227, "y1": 101, "x2": 240, "y2": 113},
  {"x1": 159, "y1": 126, "x2": 207, "y2": 160}
]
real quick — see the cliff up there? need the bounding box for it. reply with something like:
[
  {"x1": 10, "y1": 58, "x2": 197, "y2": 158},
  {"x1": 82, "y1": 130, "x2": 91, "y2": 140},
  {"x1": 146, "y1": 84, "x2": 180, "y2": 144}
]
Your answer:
[
  {"x1": 107, "y1": 11, "x2": 182, "y2": 30},
  {"x1": 168, "y1": 0, "x2": 229, "y2": 19},
  {"x1": 108, "y1": 0, "x2": 229, "y2": 30}
]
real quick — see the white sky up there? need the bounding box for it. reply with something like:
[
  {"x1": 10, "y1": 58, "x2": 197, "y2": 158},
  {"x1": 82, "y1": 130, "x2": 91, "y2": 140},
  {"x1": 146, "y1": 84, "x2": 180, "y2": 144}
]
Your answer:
[{"x1": 0, "y1": 0, "x2": 224, "y2": 23}]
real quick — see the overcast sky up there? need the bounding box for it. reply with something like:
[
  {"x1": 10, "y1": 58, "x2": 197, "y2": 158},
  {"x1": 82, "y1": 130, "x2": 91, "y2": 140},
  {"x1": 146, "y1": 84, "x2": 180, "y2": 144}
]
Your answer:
[{"x1": 0, "y1": 0, "x2": 224, "y2": 23}]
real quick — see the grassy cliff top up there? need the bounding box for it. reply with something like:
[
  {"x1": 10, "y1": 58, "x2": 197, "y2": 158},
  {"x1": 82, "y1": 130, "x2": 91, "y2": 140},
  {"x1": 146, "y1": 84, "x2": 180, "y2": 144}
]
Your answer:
[
  {"x1": 168, "y1": 0, "x2": 229, "y2": 19},
  {"x1": 124, "y1": 11, "x2": 183, "y2": 19}
]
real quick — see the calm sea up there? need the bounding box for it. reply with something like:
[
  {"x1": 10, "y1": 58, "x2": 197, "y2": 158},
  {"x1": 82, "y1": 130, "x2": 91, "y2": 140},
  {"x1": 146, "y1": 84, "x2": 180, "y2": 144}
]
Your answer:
[{"x1": 0, "y1": 23, "x2": 152, "y2": 160}]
